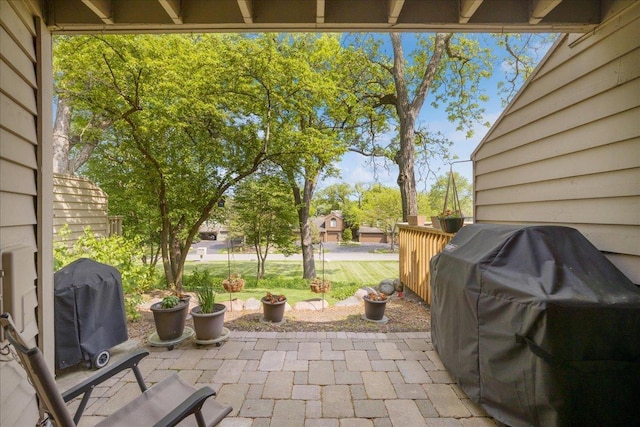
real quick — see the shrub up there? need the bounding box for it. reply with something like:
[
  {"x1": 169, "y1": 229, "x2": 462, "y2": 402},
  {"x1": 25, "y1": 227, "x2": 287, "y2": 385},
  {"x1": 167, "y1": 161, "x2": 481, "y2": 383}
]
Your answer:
[
  {"x1": 331, "y1": 284, "x2": 361, "y2": 301},
  {"x1": 342, "y1": 228, "x2": 353, "y2": 242}
]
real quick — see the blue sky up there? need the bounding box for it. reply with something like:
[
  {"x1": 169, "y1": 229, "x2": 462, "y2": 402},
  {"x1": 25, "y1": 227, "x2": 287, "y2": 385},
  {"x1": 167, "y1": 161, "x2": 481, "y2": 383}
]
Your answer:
[{"x1": 323, "y1": 33, "x2": 554, "y2": 193}]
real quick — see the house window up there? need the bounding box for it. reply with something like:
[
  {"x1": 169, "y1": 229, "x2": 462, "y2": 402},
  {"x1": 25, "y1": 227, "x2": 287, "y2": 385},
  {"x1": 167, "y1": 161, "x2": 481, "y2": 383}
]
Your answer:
[{"x1": 330, "y1": 218, "x2": 337, "y2": 227}]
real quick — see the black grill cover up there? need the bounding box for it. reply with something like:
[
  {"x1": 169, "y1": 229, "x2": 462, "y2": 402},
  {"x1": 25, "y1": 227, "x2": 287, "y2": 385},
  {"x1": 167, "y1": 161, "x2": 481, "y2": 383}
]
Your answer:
[
  {"x1": 54, "y1": 258, "x2": 128, "y2": 369},
  {"x1": 430, "y1": 224, "x2": 640, "y2": 427}
]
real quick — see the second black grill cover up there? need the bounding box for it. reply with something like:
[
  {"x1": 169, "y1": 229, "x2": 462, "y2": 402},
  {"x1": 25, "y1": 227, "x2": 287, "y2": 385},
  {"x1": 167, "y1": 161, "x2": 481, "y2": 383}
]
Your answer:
[
  {"x1": 54, "y1": 258, "x2": 128, "y2": 369},
  {"x1": 430, "y1": 224, "x2": 640, "y2": 427}
]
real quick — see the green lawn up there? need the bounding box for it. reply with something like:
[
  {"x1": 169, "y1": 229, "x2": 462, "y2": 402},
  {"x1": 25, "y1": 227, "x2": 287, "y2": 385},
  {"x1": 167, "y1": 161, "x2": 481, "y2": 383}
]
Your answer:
[{"x1": 181, "y1": 260, "x2": 399, "y2": 305}]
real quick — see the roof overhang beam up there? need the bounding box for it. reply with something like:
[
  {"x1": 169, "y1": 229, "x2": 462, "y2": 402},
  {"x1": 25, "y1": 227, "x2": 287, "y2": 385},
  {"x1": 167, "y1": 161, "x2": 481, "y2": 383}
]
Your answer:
[
  {"x1": 81, "y1": 0, "x2": 113, "y2": 25},
  {"x1": 529, "y1": 0, "x2": 563, "y2": 24},
  {"x1": 388, "y1": 0, "x2": 405, "y2": 25},
  {"x1": 459, "y1": 0, "x2": 484, "y2": 24},
  {"x1": 317, "y1": 0, "x2": 325, "y2": 24},
  {"x1": 158, "y1": 0, "x2": 183, "y2": 25},
  {"x1": 237, "y1": 0, "x2": 253, "y2": 24}
]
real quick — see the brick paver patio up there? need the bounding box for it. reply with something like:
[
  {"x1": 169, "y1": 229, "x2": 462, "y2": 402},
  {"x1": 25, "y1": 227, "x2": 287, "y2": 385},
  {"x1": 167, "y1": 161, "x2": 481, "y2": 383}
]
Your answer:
[{"x1": 58, "y1": 332, "x2": 496, "y2": 426}]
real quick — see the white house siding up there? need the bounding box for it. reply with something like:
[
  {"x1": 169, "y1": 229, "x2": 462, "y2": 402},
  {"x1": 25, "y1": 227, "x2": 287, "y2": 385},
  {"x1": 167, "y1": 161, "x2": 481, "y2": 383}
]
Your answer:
[
  {"x1": 0, "y1": 1, "x2": 52, "y2": 426},
  {"x1": 472, "y1": 3, "x2": 640, "y2": 283},
  {"x1": 54, "y1": 173, "x2": 109, "y2": 246}
]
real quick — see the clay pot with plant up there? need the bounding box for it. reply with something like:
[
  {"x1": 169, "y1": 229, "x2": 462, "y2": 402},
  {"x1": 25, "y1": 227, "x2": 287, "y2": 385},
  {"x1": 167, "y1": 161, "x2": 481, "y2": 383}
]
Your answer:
[
  {"x1": 363, "y1": 292, "x2": 388, "y2": 321},
  {"x1": 150, "y1": 295, "x2": 189, "y2": 341},
  {"x1": 191, "y1": 285, "x2": 226, "y2": 341},
  {"x1": 186, "y1": 269, "x2": 227, "y2": 341},
  {"x1": 261, "y1": 292, "x2": 287, "y2": 323}
]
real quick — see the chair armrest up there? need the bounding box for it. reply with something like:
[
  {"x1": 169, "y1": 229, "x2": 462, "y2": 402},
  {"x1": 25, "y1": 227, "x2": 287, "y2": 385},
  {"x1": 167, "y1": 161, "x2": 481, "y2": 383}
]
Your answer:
[
  {"x1": 62, "y1": 350, "x2": 149, "y2": 402},
  {"x1": 152, "y1": 386, "x2": 218, "y2": 427}
]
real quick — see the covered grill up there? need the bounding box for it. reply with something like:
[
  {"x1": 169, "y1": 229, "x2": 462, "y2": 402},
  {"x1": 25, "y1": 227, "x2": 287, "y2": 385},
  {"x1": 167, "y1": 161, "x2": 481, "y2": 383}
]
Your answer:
[
  {"x1": 54, "y1": 258, "x2": 128, "y2": 370},
  {"x1": 430, "y1": 224, "x2": 640, "y2": 427}
]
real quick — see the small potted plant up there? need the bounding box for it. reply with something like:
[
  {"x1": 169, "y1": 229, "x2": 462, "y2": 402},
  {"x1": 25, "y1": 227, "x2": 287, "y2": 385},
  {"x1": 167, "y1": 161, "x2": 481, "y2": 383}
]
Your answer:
[
  {"x1": 363, "y1": 291, "x2": 388, "y2": 321},
  {"x1": 261, "y1": 292, "x2": 287, "y2": 323},
  {"x1": 309, "y1": 277, "x2": 331, "y2": 293},
  {"x1": 222, "y1": 273, "x2": 245, "y2": 293},
  {"x1": 191, "y1": 285, "x2": 227, "y2": 341},
  {"x1": 150, "y1": 295, "x2": 189, "y2": 341},
  {"x1": 437, "y1": 209, "x2": 465, "y2": 233}
]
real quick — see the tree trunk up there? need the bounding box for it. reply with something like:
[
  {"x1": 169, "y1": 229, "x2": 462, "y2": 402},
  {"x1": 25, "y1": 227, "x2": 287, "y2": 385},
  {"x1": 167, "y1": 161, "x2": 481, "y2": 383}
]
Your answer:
[
  {"x1": 292, "y1": 178, "x2": 317, "y2": 280},
  {"x1": 395, "y1": 118, "x2": 418, "y2": 221},
  {"x1": 390, "y1": 32, "x2": 451, "y2": 221},
  {"x1": 53, "y1": 97, "x2": 72, "y2": 174}
]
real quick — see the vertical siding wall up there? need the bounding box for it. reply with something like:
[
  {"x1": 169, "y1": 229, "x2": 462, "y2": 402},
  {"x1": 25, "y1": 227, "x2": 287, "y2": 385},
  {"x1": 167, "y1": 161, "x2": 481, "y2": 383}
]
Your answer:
[
  {"x1": 472, "y1": 4, "x2": 640, "y2": 284},
  {"x1": 0, "y1": 1, "x2": 45, "y2": 425},
  {"x1": 54, "y1": 173, "x2": 109, "y2": 245}
]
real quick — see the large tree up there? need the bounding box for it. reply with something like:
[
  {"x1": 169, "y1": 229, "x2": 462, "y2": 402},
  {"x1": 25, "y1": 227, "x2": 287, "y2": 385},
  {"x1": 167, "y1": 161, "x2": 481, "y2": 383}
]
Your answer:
[
  {"x1": 351, "y1": 33, "x2": 553, "y2": 221},
  {"x1": 356, "y1": 33, "x2": 492, "y2": 221},
  {"x1": 58, "y1": 34, "x2": 277, "y2": 291},
  {"x1": 264, "y1": 34, "x2": 376, "y2": 279}
]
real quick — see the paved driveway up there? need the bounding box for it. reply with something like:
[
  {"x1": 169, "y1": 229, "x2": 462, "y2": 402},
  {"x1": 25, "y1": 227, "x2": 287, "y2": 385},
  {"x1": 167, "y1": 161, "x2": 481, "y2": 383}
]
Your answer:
[{"x1": 188, "y1": 242, "x2": 399, "y2": 262}]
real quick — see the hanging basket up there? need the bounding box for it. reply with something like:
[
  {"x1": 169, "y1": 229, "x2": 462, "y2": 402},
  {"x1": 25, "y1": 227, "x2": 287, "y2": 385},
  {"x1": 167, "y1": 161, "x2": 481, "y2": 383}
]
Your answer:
[
  {"x1": 222, "y1": 276, "x2": 245, "y2": 293},
  {"x1": 309, "y1": 279, "x2": 331, "y2": 294},
  {"x1": 437, "y1": 166, "x2": 465, "y2": 233}
]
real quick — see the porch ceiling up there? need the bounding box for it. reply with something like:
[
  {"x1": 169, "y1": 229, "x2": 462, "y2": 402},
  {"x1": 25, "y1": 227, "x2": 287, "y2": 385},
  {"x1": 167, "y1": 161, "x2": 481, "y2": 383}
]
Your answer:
[{"x1": 43, "y1": 0, "x2": 634, "y2": 34}]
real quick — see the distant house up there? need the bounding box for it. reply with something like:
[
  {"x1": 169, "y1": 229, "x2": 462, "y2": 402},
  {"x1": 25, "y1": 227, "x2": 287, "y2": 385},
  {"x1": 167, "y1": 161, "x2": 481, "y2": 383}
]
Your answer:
[
  {"x1": 311, "y1": 211, "x2": 390, "y2": 244},
  {"x1": 357, "y1": 226, "x2": 388, "y2": 244},
  {"x1": 312, "y1": 210, "x2": 344, "y2": 242}
]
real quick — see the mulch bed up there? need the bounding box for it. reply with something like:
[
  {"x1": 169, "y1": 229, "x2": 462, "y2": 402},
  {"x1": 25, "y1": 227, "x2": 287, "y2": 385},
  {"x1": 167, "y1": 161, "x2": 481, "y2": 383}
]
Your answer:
[{"x1": 127, "y1": 294, "x2": 431, "y2": 341}]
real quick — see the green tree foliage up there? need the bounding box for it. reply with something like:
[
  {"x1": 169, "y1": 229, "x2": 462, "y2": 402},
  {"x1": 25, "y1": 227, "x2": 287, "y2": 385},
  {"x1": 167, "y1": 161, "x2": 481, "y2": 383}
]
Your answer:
[
  {"x1": 56, "y1": 34, "x2": 277, "y2": 292},
  {"x1": 350, "y1": 33, "x2": 553, "y2": 221},
  {"x1": 313, "y1": 183, "x2": 354, "y2": 216},
  {"x1": 232, "y1": 173, "x2": 298, "y2": 279},
  {"x1": 261, "y1": 34, "x2": 377, "y2": 279},
  {"x1": 350, "y1": 33, "x2": 492, "y2": 221},
  {"x1": 360, "y1": 184, "x2": 403, "y2": 250}
]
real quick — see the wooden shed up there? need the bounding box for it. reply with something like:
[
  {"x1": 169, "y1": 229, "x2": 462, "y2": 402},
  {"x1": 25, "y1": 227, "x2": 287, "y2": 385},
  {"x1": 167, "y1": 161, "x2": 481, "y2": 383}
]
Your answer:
[{"x1": 53, "y1": 173, "x2": 109, "y2": 246}]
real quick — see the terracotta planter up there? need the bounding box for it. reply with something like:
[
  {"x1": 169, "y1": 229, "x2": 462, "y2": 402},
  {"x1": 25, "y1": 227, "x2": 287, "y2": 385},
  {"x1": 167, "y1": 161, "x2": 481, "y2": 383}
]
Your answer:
[
  {"x1": 430, "y1": 216, "x2": 441, "y2": 229},
  {"x1": 150, "y1": 300, "x2": 189, "y2": 341},
  {"x1": 261, "y1": 297, "x2": 287, "y2": 323},
  {"x1": 439, "y1": 217, "x2": 465, "y2": 233},
  {"x1": 191, "y1": 304, "x2": 227, "y2": 340},
  {"x1": 363, "y1": 297, "x2": 387, "y2": 321},
  {"x1": 407, "y1": 215, "x2": 426, "y2": 226}
]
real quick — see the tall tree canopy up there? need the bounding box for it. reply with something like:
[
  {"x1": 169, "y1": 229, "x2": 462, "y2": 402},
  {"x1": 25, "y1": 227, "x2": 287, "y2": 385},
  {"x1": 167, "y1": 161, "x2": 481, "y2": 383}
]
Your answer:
[
  {"x1": 349, "y1": 33, "x2": 554, "y2": 221},
  {"x1": 56, "y1": 34, "x2": 280, "y2": 291},
  {"x1": 262, "y1": 34, "x2": 378, "y2": 279},
  {"x1": 349, "y1": 33, "x2": 492, "y2": 221}
]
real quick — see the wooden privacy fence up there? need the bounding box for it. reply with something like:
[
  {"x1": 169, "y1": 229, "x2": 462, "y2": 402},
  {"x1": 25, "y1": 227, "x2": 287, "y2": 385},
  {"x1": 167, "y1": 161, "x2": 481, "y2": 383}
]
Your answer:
[
  {"x1": 398, "y1": 225, "x2": 454, "y2": 304},
  {"x1": 108, "y1": 216, "x2": 123, "y2": 236}
]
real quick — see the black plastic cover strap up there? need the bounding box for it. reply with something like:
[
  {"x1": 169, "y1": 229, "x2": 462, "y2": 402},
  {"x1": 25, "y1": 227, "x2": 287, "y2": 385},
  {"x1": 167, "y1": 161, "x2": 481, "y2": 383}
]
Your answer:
[{"x1": 515, "y1": 334, "x2": 575, "y2": 371}]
